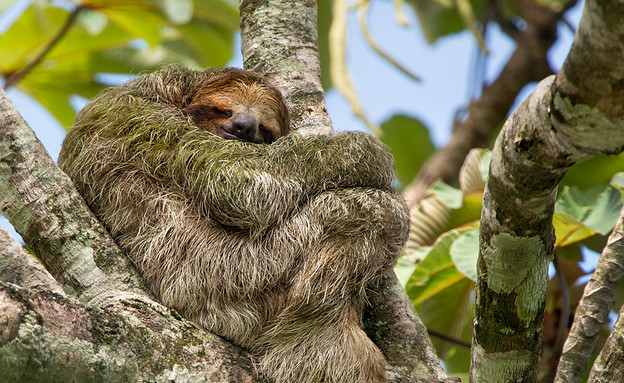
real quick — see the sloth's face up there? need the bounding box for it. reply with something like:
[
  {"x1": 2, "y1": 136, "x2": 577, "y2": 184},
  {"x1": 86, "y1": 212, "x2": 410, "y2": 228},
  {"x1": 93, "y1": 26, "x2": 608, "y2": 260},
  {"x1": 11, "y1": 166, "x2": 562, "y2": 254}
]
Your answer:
[{"x1": 182, "y1": 78, "x2": 288, "y2": 144}]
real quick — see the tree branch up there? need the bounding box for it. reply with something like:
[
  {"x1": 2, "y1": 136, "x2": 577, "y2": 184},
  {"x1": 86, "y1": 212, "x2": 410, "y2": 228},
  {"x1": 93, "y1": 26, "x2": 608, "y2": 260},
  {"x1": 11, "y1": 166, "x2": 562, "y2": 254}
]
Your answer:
[
  {"x1": 0, "y1": 281, "x2": 259, "y2": 382},
  {"x1": 586, "y1": 301, "x2": 624, "y2": 381},
  {"x1": 0, "y1": 86, "x2": 147, "y2": 305},
  {"x1": 403, "y1": 0, "x2": 562, "y2": 208},
  {"x1": 240, "y1": 0, "x2": 332, "y2": 136},
  {"x1": 240, "y1": 2, "x2": 453, "y2": 381},
  {"x1": 555, "y1": 207, "x2": 624, "y2": 383},
  {"x1": 0, "y1": 225, "x2": 65, "y2": 295},
  {"x1": 472, "y1": 0, "x2": 624, "y2": 380}
]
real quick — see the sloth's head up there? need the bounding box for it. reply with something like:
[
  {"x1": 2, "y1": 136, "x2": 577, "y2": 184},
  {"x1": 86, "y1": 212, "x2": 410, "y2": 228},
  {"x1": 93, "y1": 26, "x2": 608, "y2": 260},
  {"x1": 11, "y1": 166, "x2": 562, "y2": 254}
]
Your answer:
[{"x1": 182, "y1": 68, "x2": 290, "y2": 144}]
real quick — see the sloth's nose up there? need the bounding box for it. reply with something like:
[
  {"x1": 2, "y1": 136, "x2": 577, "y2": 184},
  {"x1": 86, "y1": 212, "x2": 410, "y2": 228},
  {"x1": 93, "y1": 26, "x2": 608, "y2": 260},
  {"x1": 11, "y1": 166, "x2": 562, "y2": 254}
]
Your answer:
[{"x1": 230, "y1": 112, "x2": 258, "y2": 142}]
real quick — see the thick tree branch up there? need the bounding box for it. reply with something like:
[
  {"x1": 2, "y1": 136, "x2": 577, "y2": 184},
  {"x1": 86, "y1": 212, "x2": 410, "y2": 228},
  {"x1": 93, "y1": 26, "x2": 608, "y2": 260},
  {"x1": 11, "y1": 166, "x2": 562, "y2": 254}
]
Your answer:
[
  {"x1": 240, "y1": 0, "x2": 332, "y2": 136},
  {"x1": 0, "y1": 87, "x2": 147, "y2": 305},
  {"x1": 555, "y1": 207, "x2": 624, "y2": 383},
  {"x1": 472, "y1": 0, "x2": 624, "y2": 381},
  {"x1": 0, "y1": 225, "x2": 65, "y2": 295},
  {"x1": 403, "y1": 0, "x2": 561, "y2": 208},
  {"x1": 365, "y1": 270, "x2": 461, "y2": 383},
  {"x1": 0, "y1": 282, "x2": 258, "y2": 382},
  {"x1": 586, "y1": 301, "x2": 624, "y2": 381},
  {"x1": 240, "y1": 1, "x2": 452, "y2": 381}
]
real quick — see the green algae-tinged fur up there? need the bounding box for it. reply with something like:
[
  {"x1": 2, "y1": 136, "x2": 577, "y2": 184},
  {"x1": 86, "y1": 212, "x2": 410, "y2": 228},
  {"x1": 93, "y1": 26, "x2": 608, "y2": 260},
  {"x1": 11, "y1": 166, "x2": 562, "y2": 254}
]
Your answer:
[{"x1": 58, "y1": 65, "x2": 410, "y2": 383}]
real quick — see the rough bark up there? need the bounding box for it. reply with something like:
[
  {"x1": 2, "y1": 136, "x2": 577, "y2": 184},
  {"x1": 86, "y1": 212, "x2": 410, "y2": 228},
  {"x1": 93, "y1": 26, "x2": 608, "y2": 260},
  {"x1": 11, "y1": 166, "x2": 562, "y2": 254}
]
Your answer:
[
  {"x1": 240, "y1": 0, "x2": 332, "y2": 136},
  {"x1": 0, "y1": 225, "x2": 65, "y2": 296},
  {"x1": 0, "y1": 281, "x2": 258, "y2": 382},
  {"x1": 472, "y1": 0, "x2": 624, "y2": 381},
  {"x1": 365, "y1": 270, "x2": 461, "y2": 383},
  {"x1": 554, "y1": 208, "x2": 624, "y2": 383},
  {"x1": 403, "y1": 0, "x2": 562, "y2": 208},
  {"x1": 587, "y1": 301, "x2": 624, "y2": 382}
]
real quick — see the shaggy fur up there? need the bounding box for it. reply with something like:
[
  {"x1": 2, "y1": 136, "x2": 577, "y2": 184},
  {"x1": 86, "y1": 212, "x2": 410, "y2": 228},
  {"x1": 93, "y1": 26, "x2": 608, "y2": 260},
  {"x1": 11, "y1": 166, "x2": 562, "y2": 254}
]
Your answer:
[{"x1": 58, "y1": 65, "x2": 409, "y2": 383}]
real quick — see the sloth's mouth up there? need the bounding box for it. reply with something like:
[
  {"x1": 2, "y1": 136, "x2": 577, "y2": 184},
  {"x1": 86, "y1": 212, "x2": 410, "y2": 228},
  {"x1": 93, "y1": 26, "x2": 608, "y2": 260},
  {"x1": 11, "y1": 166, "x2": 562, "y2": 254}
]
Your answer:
[
  {"x1": 216, "y1": 128, "x2": 263, "y2": 144},
  {"x1": 217, "y1": 128, "x2": 243, "y2": 141}
]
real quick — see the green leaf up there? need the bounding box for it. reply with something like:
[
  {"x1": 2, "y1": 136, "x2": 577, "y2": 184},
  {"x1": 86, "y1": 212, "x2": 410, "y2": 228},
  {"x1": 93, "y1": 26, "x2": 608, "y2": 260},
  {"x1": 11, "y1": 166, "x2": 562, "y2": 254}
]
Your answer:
[
  {"x1": 553, "y1": 213, "x2": 596, "y2": 248},
  {"x1": 407, "y1": 0, "x2": 487, "y2": 44},
  {"x1": 0, "y1": 6, "x2": 68, "y2": 72},
  {"x1": 555, "y1": 185, "x2": 622, "y2": 235},
  {"x1": 447, "y1": 192, "x2": 482, "y2": 229},
  {"x1": 77, "y1": 9, "x2": 108, "y2": 35},
  {"x1": 610, "y1": 172, "x2": 624, "y2": 192},
  {"x1": 561, "y1": 153, "x2": 624, "y2": 190},
  {"x1": 406, "y1": 229, "x2": 470, "y2": 305},
  {"x1": 417, "y1": 277, "x2": 473, "y2": 373},
  {"x1": 102, "y1": 7, "x2": 163, "y2": 47},
  {"x1": 479, "y1": 150, "x2": 491, "y2": 181},
  {"x1": 380, "y1": 114, "x2": 435, "y2": 188},
  {"x1": 449, "y1": 229, "x2": 479, "y2": 281},
  {"x1": 395, "y1": 255, "x2": 420, "y2": 287},
  {"x1": 429, "y1": 181, "x2": 463, "y2": 209}
]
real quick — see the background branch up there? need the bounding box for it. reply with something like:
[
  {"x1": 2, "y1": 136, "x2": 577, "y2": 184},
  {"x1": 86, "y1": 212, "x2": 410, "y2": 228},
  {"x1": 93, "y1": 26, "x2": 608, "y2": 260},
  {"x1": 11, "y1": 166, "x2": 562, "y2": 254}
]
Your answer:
[
  {"x1": 403, "y1": 0, "x2": 562, "y2": 207},
  {"x1": 555, "y1": 207, "x2": 624, "y2": 383},
  {"x1": 3, "y1": 5, "x2": 82, "y2": 90}
]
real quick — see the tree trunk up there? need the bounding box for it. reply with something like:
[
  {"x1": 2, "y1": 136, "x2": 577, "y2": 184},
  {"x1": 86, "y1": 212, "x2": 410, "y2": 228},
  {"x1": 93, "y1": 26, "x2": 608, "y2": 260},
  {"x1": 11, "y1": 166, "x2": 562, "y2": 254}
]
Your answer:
[{"x1": 473, "y1": 0, "x2": 624, "y2": 381}]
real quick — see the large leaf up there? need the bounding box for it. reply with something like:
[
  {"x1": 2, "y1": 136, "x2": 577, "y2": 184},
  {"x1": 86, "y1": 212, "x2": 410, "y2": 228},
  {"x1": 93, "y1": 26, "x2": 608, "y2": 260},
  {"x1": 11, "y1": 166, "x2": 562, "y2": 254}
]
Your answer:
[
  {"x1": 429, "y1": 181, "x2": 463, "y2": 209},
  {"x1": 555, "y1": 185, "x2": 622, "y2": 236},
  {"x1": 405, "y1": 229, "x2": 471, "y2": 305},
  {"x1": 417, "y1": 277, "x2": 473, "y2": 373},
  {"x1": 1, "y1": 1, "x2": 238, "y2": 127},
  {"x1": 552, "y1": 213, "x2": 595, "y2": 248},
  {"x1": 561, "y1": 152, "x2": 624, "y2": 190},
  {"x1": 447, "y1": 191, "x2": 482, "y2": 229},
  {"x1": 449, "y1": 229, "x2": 479, "y2": 281},
  {"x1": 380, "y1": 114, "x2": 435, "y2": 188}
]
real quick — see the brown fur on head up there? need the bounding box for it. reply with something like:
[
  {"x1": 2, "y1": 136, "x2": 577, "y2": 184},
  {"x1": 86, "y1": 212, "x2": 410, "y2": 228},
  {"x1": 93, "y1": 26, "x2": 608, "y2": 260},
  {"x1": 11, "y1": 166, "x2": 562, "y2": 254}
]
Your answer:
[{"x1": 182, "y1": 68, "x2": 290, "y2": 144}]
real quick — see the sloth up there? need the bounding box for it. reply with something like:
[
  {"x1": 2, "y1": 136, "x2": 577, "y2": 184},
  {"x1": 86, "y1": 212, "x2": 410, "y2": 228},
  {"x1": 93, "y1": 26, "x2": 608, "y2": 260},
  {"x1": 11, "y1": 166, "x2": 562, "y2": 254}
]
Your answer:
[{"x1": 58, "y1": 65, "x2": 409, "y2": 383}]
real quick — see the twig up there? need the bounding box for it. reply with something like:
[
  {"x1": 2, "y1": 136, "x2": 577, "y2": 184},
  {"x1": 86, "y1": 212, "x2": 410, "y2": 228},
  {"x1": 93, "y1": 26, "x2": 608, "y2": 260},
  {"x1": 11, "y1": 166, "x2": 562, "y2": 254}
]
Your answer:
[
  {"x1": 552, "y1": 256, "x2": 570, "y2": 353},
  {"x1": 3, "y1": 5, "x2": 83, "y2": 90},
  {"x1": 428, "y1": 329, "x2": 471, "y2": 349}
]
